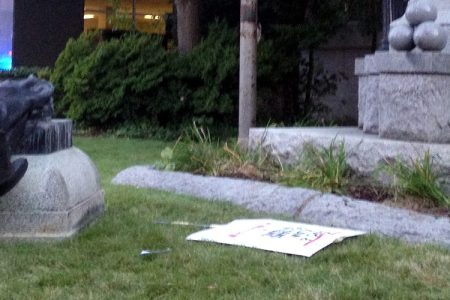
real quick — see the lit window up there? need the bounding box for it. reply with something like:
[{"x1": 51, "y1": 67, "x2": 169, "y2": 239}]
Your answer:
[{"x1": 0, "y1": 0, "x2": 13, "y2": 70}]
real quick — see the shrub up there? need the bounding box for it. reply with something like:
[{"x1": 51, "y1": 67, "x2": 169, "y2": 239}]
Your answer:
[
  {"x1": 51, "y1": 22, "x2": 238, "y2": 133},
  {"x1": 384, "y1": 152, "x2": 449, "y2": 206},
  {"x1": 51, "y1": 31, "x2": 99, "y2": 116},
  {"x1": 65, "y1": 34, "x2": 173, "y2": 128},
  {"x1": 280, "y1": 141, "x2": 349, "y2": 193},
  {"x1": 186, "y1": 21, "x2": 238, "y2": 121}
]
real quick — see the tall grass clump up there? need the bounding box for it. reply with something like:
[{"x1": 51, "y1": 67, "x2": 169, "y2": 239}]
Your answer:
[
  {"x1": 156, "y1": 123, "x2": 281, "y2": 180},
  {"x1": 156, "y1": 123, "x2": 226, "y2": 175},
  {"x1": 384, "y1": 152, "x2": 449, "y2": 206},
  {"x1": 280, "y1": 141, "x2": 349, "y2": 193}
]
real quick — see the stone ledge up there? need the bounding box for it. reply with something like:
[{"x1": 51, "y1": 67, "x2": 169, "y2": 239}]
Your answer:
[
  {"x1": 112, "y1": 166, "x2": 450, "y2": 247},
  {"x1": 360, "y1": 51, "x2": 450, "y2": 75},
  {"x1": 249, "y1": 127, "x2": 450, "y2": 191},
  {"x1": 377, "y1": 52, "x2": 450, "y2": 74}
]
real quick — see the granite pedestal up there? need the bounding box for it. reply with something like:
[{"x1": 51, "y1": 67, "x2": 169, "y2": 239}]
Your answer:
[
  {"x1": 0, "y1": 119, "x2": 104, "y2": 239},
  {"x1": 355, "y1": 51, "x2": 450, "y2": 144}
]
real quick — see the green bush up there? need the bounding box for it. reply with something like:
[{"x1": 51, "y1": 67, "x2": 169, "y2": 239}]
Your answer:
[
  {"x1": 51, "y1": 31, "x2": 99, "y2": 116},
  {"x1": 186, "y1": 21, "x2": 238, "y2": 119},
  {"x1": 51, "y1": 22, "x2": 238, "y2": 133},
  {"x1": 63, "y1": 33, "x2": 171, "y2": 128}
]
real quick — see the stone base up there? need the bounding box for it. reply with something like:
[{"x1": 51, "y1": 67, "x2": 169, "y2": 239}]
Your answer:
[
  {"x1": 249, "y1": 127, "x2": 450, "y2": 193},
  {"x1": 0, "y1": 147, "x2": 105, "y2": 239},
  {"x1": 15, "y1": 119, "x2": 73, "y2": 155},
  {"x1": 355, "y1": 52, "x2": 450, "y2": 143}
]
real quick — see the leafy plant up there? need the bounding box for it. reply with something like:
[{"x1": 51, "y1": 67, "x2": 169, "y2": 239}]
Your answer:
[
  {"x1": 154, "y1": 138, "x2": 182, "y2": 171},
  {"x1": 281, "y1": 141, "x2": 349, "y2": 193},
  {"x1": 107, "y1": 0, "x2": 133, "y2": 31},
  {"x1": 383, "y1": 152, "x2": 449, "y2": 206}
]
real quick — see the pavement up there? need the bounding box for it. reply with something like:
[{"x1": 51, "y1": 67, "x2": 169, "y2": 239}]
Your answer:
[{"x1": 112, "y1": 166, "x2": 450, "y2": 248}]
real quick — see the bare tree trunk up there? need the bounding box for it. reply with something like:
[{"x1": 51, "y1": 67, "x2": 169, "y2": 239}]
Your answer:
[
  {"x1": 175, "y1": 0, "x2": 200, "y2": 54},
  {"x1": 238, "y1": 0, "x2": 258, "y2": 149}
]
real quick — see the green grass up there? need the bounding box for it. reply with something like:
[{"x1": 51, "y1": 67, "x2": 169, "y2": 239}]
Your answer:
[{"x1": 0, "y1": 136, "x2": 449, "y2": 299}]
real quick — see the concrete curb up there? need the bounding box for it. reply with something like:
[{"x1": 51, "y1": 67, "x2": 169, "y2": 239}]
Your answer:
[{"x1": 112, "y1": 166, "x2": 450, "y2": 248}]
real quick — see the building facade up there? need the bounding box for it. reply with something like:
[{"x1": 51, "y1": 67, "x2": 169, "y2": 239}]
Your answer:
[
  {"x1": 84, "y1": 0, "x2": 173, "y2": 35},
  {"x1": 0, "y1": 0, "x2": 173, "y2": 70}
]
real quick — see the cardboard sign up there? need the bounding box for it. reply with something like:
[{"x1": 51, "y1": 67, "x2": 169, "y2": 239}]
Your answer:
[{"x1": 186, "y1": 219, "x2": 365, "y2": 257}]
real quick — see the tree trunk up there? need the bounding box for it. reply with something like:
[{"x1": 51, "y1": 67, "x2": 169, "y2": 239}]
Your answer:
[
  {"x1": 175, "y1": 0, "x2": 200, "y2": 54},
  {"x1": 238, "y1": 0, "x2": 258, "y2": 149}
]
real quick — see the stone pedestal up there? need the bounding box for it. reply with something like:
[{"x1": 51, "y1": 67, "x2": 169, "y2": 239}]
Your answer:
[
  {"x1": 0, "y1": 148, "x2": 104, "y2": 239},
  {"x1": 15, "y1": 119, "x2": 73, "y2": 154},
  {"x1": 355, "y1": 51, "x2": 450, "y2": 143}
]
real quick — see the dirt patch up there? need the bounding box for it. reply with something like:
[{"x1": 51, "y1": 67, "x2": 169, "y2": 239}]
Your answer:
[{"x1": 346, "y1": 185, "x2": 391, "y2": 203}]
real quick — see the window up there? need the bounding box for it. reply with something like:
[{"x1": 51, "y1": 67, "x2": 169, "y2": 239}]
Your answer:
[
  {"x1": 84, "y1": 0, "x2": 173, "y2": 34},
  {"x1": 0, "y1": 0, "x2": 13, "y2": 70}
]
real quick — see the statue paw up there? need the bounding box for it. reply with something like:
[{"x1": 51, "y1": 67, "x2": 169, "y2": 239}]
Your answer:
[{"x1": 0, "y1": 158, "x2": 28, "y2": 196}]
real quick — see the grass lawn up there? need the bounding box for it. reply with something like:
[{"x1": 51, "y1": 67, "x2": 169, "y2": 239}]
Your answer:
[{"x1": 0, "y1": 136, "x2": 449, "y2": 299}]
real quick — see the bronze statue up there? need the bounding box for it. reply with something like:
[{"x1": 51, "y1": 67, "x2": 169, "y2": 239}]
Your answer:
[{"x1": 0, "y1": 76, "x2": 53, "y2": 196}]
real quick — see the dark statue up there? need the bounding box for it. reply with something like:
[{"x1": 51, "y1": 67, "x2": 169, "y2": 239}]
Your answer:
[{"x1": 0, "y1": 76, "x2": 54, "y2": 196}]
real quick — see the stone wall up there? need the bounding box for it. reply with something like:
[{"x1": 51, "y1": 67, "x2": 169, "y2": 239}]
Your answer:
[{"x1": 308, "y1": 22, "x2": 378, "y2": 124}]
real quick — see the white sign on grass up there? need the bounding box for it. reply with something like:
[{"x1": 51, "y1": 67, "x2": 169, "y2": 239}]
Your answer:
[{"x1": 186, "y1": 219, "x2": 365, "y2": 257}]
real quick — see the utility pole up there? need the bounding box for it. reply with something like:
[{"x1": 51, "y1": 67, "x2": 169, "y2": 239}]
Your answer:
[{"x1": 238, "y1": 0, "x2": 258, "y2": 149}]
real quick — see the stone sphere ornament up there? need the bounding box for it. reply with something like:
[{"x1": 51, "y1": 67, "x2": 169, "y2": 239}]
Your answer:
[
  {"x1": 389, "y1": 24, "x2": 415, "y2": 51},
  {"x1": 413, "y1": 21, "x2": 448, "y2": 51},
  {"x1": 405, "y1": 0, "x2": 438, "y2": 26}
]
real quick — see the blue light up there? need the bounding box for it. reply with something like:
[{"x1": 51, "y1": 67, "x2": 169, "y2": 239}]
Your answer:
[{"x1": 0, "y1": 55, "x2": 12, "y2": 70}]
